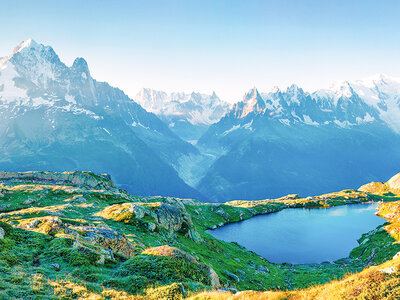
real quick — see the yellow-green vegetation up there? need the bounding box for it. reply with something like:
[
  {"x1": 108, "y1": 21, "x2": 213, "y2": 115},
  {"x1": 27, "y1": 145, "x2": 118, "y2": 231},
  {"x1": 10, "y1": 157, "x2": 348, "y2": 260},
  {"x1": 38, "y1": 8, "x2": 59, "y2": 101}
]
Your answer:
[
  {"x1": 0, "y1": 171, "x2": 400, "y2": 299},
  {"x1": 190, "y1": 172, "x2": 400, "y2": 299}
]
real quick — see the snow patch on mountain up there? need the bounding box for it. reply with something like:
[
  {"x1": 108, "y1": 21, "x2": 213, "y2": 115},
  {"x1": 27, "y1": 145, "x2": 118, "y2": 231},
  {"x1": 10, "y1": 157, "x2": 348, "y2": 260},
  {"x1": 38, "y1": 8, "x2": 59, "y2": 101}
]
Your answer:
[
  {"x1": 222, "y1": 124, "x2": 241, "y2": 136},
  {"x1": 0, "y1": 63, "x2": 27, "y2": 101},
  {"x1": 303, "y1": 115, "x2": 319, "y2": 126}
]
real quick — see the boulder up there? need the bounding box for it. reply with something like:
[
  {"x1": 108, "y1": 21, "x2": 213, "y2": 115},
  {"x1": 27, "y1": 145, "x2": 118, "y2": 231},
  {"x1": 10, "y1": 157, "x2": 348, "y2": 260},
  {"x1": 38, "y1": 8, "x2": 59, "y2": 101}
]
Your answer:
[
  {"x1": 75, "y1": 226, "x2": 137, "y2": 258},
  {"x1": 97, "y1": 249, "x2": 114, "y2": 264},
  {"x1": 188, "y1": 229, "x2": 204, "y2": 243},
  {"x1": 50, "y1": 263, "x2": 60, "y2": 271},
  {"x1": 142, "y1": 245, "x2": 196, "y2": 262},
  {"x1": 146, "y1": 222, "x2": 157, "y2": 231},
  {"x1": 155, "y1": 203, "x2": 186, "y2": 232},
  {"x1": 23, "y1": 197, "x2": 39, "y2": 205},
  {"x1": 209, "y1": 267, "x2": 221, "y2": 288},
  {"x1": 379, "y1": 266, "x2": 397, "y2": 274},
  {"x1": 256, "y1": 265, "x2": 270, "y2": 274},
  {"x1": 224, "y1": 271, "x2": 240, "y2": 282},
  {"x1": 96, "y1": 203, "x2": 148, "y2": 222},
  {"x1": 98, "y1": 199, "x2": 203, "y2": 242}
]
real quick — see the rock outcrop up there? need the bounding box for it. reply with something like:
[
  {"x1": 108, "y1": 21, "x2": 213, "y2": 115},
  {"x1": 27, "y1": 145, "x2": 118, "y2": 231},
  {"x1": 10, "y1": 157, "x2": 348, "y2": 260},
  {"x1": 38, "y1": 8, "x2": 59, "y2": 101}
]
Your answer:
[
  {"x1": 142, "y1": 245, "x2": 196, "y2": 262},
  {"x1": 388, "y1": 173, "x2": 400, "y2": 190},
  {"x1": 376, "y1": 201, "x2": 400, "y2": 241},
  {"x1": 143, "y1": 245, "x2": 220, "y2": 288},
  {"x1": 74, "y1": 226, "x2": 137, "y2": 258},
  {"x1": 359, "y1": 172, "x2": 400, "y2": 194},
  {"x1": 358, "y1": 181, "x2": 389, "y2": 193},
  {"x1": 0, "y1": 171, "x2": 114, "y2": 190},
  {"x1": 19, "y1": 216, "x2": 137, "y2": 258},
  {"x1": 97, "y1": 198, "x2": 204, "y2": 242}
]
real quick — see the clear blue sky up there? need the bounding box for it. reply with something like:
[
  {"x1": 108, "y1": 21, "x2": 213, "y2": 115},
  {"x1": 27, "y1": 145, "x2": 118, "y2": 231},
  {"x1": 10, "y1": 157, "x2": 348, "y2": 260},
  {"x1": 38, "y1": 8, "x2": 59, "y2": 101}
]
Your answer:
[{"x1": 1, "y1": 0, "x2": 400, "y2": 102}]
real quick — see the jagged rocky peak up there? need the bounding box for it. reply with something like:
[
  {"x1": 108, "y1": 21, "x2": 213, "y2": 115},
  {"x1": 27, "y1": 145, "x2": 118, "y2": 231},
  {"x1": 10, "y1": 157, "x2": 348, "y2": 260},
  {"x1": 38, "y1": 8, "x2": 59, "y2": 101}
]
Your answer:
[
  {"x1": 12, "y1": 38, "x2": 37, "y2": 54},
  {"x1": 331, "y1": 80, "x2": 355, "y2": 98},
  {"x1": 232, "y1": 87, "x2": 266, "y2": 118},
  {"x1": 1, "y1": 38, "x2": 68, "y2": 90},
  {"x1": 10, "y1": 38, "x2": 60, "y2": 64},
  {"x1": 134, "y1": 88, "x2": 229, "y2": 126},
  {"x1": 243, "y1": 87, "x2": 262, "y2": 101},
  {"x1": 286, "y1": 83, "x2": 301, "y2": 94},
  {"x1": 71, "y1": 57, "x2": 91, "y2": 78},
  {"x1": 11, "y1": 38, "x2": 45, "y2": 56}
]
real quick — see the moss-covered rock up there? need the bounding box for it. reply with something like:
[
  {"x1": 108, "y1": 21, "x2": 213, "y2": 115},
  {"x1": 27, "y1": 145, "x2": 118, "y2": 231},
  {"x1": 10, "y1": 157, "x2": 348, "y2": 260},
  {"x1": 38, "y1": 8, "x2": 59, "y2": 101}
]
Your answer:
[{"x1": 146, "y1": 282, "x2": 184, "y2": 300}]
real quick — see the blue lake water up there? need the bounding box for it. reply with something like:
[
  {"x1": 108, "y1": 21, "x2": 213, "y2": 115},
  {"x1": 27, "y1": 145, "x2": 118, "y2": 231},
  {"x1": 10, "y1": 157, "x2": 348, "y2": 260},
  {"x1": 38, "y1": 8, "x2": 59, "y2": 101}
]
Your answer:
[{"x1": 207, "y1": 203, "x2": 385, "y2": 264}]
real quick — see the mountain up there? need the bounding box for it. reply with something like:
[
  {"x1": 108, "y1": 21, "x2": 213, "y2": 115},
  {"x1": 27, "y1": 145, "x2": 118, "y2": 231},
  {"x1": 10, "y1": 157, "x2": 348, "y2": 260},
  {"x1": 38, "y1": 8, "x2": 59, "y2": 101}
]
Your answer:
[
  {"x1": 197, "y1": 75, "x2": 400, "y2": 202},
  {"x1": 0, "y1": 39, "x2": 204, "y2": 199},
  {"x1": 135, "y1": 88, "x2": 229, "y2": 142}
]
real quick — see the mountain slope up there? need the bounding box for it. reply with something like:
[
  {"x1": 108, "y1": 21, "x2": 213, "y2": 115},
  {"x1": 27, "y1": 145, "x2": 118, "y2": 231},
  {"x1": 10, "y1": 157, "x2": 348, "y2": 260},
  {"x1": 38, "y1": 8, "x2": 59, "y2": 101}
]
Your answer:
[
  {"x1": 135, "y1": 88, "x2": 229, "y2": 142},
  {"x1": 197, "y1": 78, "x2": 400, "y2": 202},
  {"x1": 0, "y1": 39, "x2": 203, "y2": 199}
]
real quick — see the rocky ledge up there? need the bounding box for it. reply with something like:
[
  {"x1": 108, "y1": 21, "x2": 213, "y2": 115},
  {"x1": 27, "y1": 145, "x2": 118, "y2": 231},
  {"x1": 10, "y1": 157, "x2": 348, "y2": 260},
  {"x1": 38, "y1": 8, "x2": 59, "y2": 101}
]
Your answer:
[{"x1": 0, "y1": 171, "x2": 114, "y2": 190}]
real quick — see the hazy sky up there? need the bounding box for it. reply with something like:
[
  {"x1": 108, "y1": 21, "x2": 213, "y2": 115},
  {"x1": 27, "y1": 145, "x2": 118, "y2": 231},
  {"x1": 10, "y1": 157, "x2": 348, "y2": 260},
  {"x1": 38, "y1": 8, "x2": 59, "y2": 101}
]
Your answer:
[{"x1": 1, "y1": 0, "x2": 400, "y2": 102}]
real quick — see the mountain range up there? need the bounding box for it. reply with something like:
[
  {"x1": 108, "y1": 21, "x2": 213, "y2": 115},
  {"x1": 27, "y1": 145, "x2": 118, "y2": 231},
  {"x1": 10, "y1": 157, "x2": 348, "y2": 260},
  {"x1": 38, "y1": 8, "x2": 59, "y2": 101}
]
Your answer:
[
  {"x1": 197, "y1": 76, "x2": 400, "y2": 201},
  {"x1": 1, "y1": 39, "x2": 400, "y2": 202},
  {"x1": 0, "y1": 39, "x2": 203, "y2": 199},
  {"x1": 135, "y1": 88, "x2": 229, "y2": 142}
]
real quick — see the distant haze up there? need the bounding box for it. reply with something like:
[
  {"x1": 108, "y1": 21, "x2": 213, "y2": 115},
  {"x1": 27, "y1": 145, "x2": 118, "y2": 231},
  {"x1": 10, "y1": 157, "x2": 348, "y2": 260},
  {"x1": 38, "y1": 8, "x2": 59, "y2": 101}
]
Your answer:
[{"x1": 1, "y1": 0, "x2": 400, "y2": 103}]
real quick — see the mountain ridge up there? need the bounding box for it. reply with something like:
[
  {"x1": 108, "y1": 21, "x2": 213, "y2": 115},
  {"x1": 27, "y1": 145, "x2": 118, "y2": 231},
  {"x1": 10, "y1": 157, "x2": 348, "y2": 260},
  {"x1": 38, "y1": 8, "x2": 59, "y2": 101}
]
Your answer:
[
  {"x1": 196, "y1": 75, "x2": 400, "y2": 202},
  {"x1": 135, "y1": 87, "x2": 230, "y2": 142},
  {"x1": 0, "y1": 39, "x2": 205, "y2": 200}
]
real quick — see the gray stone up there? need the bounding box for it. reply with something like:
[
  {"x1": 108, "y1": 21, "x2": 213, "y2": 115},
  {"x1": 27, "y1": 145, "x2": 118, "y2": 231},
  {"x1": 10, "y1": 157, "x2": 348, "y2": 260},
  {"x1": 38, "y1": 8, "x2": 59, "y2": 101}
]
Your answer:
[
  {"x1": 50, "y1": 263, "x2": 60, "y2": 271},
  {"x1": 146, "y1": 222, "x2": 156, "y2": 232},
  {"x1": 23, "y1": 197, "x2": 38, "y2": 205},
  {"x1": 224, "y1": 271, "x2": 240, "y2": 282},
  {"x1": 379, "y1": 267, "x2": 397, "y2": 274},
  {"x1": 256, "y1": 265, "x2": 270, "y2": 274},
  {"x1": 209, "y1": 267, "x2": 220, "y2": 288}
]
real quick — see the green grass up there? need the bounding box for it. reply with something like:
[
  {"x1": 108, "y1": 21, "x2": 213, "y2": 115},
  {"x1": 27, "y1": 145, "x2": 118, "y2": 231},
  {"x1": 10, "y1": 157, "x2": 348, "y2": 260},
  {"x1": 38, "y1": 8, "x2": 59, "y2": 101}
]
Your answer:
[{"x1": 0, "y1": 174, "x2": 400, "y2": 298}]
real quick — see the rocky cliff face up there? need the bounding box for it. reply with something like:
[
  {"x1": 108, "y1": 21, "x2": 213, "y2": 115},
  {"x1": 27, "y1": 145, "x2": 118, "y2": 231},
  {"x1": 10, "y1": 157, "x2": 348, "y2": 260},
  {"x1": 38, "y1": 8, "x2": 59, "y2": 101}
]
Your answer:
[
  {"x1": 97, "y1": 197, "x2": 203, "y2": 243},
  {"x1": 0, "y1": 171, "x2": 114, "y2": 190}
]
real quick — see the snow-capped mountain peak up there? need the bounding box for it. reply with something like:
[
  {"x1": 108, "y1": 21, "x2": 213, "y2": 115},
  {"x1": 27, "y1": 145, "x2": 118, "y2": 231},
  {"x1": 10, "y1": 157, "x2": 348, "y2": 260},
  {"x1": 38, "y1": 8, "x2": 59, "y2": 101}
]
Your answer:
[
  {"x1": 243, "y1": 87, "x2": 261, "y2": 101},
  {"x1": 12, "y1": 38, "x2": 38, "y2": 55},
  {"x1": 0, "y1": 39, "x2": 203, "y2": 200},
  {"x1": 226, "y1": 73, "x2": 400, "y2": 132},
  {"x1": 135, "y1": 88, "x2": 229, "y2": 126},
  {"x1": 232, "y1": 87, "x2": 266, "y2": 118}
]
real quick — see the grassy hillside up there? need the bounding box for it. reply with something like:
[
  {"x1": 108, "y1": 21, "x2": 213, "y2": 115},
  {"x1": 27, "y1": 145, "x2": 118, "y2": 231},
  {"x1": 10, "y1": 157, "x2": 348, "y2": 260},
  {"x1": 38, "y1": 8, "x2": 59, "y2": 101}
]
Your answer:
[{"x1": 0, "y1": 171, "x2": 399, "y2": 299}]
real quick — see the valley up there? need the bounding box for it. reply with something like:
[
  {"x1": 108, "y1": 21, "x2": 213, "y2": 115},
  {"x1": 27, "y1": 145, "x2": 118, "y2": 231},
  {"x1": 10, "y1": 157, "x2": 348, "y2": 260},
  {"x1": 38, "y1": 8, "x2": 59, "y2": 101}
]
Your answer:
[{"x1": 0, "y1": 170, "x2": 400, "y2": 299}]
